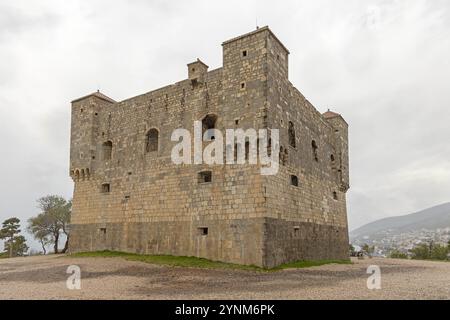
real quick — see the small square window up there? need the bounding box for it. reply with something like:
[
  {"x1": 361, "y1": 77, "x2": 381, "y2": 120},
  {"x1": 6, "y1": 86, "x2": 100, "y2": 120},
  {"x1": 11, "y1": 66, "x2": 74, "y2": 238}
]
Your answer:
[
  {"x1": 240, "y1": 82, "x2": 246, "y2": 89},
  {"x1": 242, "y1": 50, "x2": 247, "y2": 57},
  {"x1": 99, "y1": 228, "x2": 106, "y2": 234},
  {"x1": 101, "y1": 183, "x2": 110, "y2": 193},
  {"x1": 198, "y1": 171, "x2": 212, "y2": 183},
  {"x1": 198, "y1": 227, "x2": 208, "y2": 236}
]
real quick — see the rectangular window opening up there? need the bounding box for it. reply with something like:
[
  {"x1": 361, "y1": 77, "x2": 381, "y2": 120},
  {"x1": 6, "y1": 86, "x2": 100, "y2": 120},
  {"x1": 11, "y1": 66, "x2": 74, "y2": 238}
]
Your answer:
[
  {"x1": 198, "y1": 227, "x2": 208, "y2": 236},
  {"x1": 198, "y1": 171, "x2": 212, "y2": 183},
  {"x1": 101, "y1": 183, "x2": 110, "y2": 193},
  {"x1": 290, "y1": 175, "x2": 299, "y2": 187}
]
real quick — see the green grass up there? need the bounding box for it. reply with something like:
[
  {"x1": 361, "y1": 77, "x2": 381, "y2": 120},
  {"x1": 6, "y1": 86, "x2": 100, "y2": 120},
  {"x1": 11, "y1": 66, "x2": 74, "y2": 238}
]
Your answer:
[
  {"x1": 70, "y1": 250, "x2": 351, "y2": 272},
  {"x1": 0, "y1": 252, "x2": 8, "y2": 259}
]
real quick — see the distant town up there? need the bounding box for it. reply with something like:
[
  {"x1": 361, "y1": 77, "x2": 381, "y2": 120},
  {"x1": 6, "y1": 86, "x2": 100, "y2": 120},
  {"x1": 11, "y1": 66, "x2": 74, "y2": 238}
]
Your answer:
[{"x1": 352, "y1": 227, "x2": 450, "y2": 258}]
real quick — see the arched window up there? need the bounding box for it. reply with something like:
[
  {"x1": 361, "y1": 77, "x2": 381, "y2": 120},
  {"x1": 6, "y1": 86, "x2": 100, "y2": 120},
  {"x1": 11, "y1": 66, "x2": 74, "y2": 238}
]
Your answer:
[
  {"x1": 330, "y1": 154, "x2": 335, "y2": 162},
  {"x1": 279, "y1": 146, "x2": 288, "y2": 166},
  {"x1": 311, "y1": 140, "x2": 318, "y2": 162},
  {"x1": 245, "y1": 141, "x2": 250, "y2": 161},
  {"x1": 102, "y1": 141, "x2": 113, "y2": 160},
  {"x1": 75, "y1": 170, "x2": 80, "y2": 181},
  {"x1": 333, "y1": 191, "x2": 338, "y2": 200},
  {"x1": 288, "y1": 121, "x2": 296, "y2": 148},
  {"x1": 146, "y1": 129, "x2": 159, "y2": 153},
  {"x1": 202, "y1": 114, "x2": 217, "y2": 140},
  {"x1": 234, "y1": 143, "x2": 240, "y2": 162},
  {"x1": 279, "y1": 146, "x2": 284, "y2": 165}
]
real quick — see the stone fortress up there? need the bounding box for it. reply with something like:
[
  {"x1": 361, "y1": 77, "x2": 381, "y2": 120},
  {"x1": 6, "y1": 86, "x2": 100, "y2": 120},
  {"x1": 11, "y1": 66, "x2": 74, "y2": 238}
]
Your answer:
[{"x1": 69, "y1": 27, "x2": 350, "y2": 268}]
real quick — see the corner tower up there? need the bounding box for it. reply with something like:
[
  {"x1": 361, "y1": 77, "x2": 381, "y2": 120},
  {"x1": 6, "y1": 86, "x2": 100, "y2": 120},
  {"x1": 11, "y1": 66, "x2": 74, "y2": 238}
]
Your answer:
[{"x1": 69, "y1": 91, "x2": 116, "y2": 181}]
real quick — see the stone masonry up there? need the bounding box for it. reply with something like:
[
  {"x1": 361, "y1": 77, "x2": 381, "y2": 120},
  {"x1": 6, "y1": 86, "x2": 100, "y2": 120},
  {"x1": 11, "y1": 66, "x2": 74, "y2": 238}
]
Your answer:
[{"x1": 69, "y1": 27, "x2": 350, "y2": 268}]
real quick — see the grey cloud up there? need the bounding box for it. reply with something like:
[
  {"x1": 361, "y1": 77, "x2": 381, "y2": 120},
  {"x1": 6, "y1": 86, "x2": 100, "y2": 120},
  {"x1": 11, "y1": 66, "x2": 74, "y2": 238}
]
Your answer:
[{"x1": 0, "y1": 3, "x2": 60, "y2": 39}]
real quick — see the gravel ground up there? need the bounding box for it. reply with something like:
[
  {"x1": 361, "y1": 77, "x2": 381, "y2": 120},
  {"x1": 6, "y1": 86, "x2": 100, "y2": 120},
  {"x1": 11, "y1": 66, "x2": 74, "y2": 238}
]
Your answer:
[{"x1": 0, "y1": 255, "x2": 449, "y2": 299}]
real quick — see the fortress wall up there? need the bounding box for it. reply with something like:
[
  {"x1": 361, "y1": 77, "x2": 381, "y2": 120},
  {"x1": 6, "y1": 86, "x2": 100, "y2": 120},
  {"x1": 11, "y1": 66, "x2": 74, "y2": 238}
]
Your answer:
[{"x1": 69, "y1": 27, "x2": 350, "y2": 267}]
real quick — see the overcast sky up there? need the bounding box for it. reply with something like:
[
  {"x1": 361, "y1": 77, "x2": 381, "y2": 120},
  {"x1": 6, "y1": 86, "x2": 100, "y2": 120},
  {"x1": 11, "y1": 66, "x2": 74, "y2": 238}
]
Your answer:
[{"x1": 1, "y1": 0, "x2": 449, "y2": 251}]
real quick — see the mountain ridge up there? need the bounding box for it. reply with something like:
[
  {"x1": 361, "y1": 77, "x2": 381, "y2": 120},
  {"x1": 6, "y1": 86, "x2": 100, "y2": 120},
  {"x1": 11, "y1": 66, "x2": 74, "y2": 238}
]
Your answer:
[{"x1": 350, "y1": 202, "x2": 450, "y2": 240}]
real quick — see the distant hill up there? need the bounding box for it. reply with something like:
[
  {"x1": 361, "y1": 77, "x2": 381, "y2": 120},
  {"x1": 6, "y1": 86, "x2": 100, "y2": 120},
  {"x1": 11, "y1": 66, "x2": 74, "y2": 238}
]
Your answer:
[{"x1": 350, "y1": 202, "x2": 450, "y2": 241}]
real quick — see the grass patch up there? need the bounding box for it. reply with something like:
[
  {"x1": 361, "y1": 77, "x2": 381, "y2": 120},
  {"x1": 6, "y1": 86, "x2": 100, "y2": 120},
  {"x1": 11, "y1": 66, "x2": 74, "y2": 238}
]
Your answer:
[
  {"x1": 70, "y1": 250, "x2": 351, "y2": 271},
  {"x1": 0, "y1": 252, "x2": 8, "y2": 259}
]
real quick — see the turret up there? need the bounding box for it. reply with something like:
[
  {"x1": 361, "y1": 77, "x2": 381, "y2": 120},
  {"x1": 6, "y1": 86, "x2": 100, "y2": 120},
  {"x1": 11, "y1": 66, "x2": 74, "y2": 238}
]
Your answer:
[
  {"x1": 187, "y1": 59, "x2": 209, "y2": 87},
  {"x1": 69, "y1": 91, "x2": 116, "y2": 182},
  {"x1": 323, "y1": 109, "x2": 349, "y2": 192}
]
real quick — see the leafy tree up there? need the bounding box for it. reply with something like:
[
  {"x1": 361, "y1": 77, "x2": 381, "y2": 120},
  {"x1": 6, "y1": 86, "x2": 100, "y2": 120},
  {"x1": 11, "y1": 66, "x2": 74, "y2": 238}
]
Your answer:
[
  {"x1": 389, "y1": 249, "x2": 408, "y2": 259},
  {"x1": 34, "y1": 195, "x2": 71, "y2": 254},
  {"x1": 349, "y1": 244, "x2": 356, "y2": 256},
  {"x1": 411, "y1": 242, "x2": 449, "y2": 261},
  {"x1": 27, "y1": 214, "x2": 53, "y2": 255},
  {"x1": 362, "y1": 244, "x2": 375, "y2": 257},
  {"x1": 0, "y1": 218, "x2": 28, "y2": 257},
  {"x1": 60, "y1": 199, "x2": 72, "y2": 253},
  {"x1": 430, "y1": 244, "x2": 448, "y2": 260},
  {"x1": 411, "y1": 243, "x2": 431, "y2": 260},
  {"x1": 4, "y1": 235, "x2": 28, "y2": 257}
]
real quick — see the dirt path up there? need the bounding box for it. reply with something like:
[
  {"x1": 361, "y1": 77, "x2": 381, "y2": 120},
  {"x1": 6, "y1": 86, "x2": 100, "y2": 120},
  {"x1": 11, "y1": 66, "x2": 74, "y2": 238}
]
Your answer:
[{"x1": 0, "y1": 255, "x2": 448, "y2": 299}]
